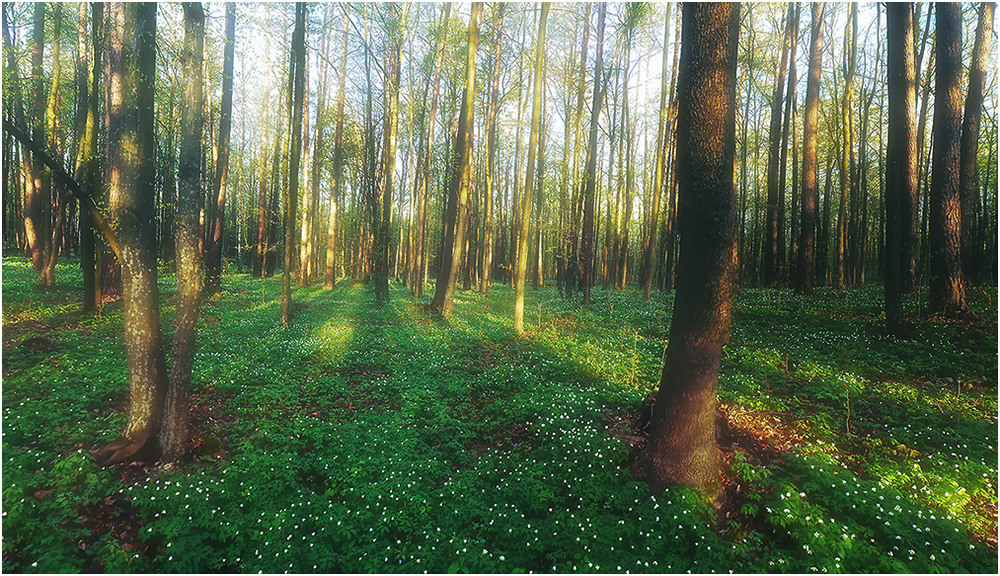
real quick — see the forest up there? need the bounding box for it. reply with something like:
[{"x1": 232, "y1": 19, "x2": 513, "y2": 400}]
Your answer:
[{"x1": 1, "y1": 1, "x2": 997, "y2": 573}]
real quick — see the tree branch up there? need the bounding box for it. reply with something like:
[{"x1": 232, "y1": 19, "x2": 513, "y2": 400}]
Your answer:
[{"x1": 3, "y1": 116, "x2": 123, "y2": 263}]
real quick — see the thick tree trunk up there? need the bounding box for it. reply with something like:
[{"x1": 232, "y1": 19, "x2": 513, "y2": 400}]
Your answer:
[
  {"x1": 431, "y1": 2, "x2": 481, "y2": 318},
  {"x1": 796, "y1": 3, "x2": 824, "y2": 295},
  {"x1": 101, "y1": 2, "x2": 168, "y2": 464},
  {"x1": 513, "y1": 3, "x2": 549, "y2": 333},
  {"x1": 644, "y1": 2, "x2": 739, "y2": 494},
  {"x1": 928, "y1": 3, "x2": 968, "y2": 317}
]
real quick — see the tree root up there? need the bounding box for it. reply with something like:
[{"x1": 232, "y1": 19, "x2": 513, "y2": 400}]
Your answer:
[{"x1": 93, "y1": 433, "x2": 157, "y2": 465}]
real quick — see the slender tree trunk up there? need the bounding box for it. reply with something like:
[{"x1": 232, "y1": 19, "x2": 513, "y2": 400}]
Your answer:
[
  {"x1": 326, "y1": 10, "x2": 350, "y2": 290},
  {"x1": 514, "y1": 3, "x2": 549, "y2": 333},
  {"x1": 763, "y1": 4, "x2": 793, "y2": 286},
  {"x1": 580, "y1": 4, "x2": 607, "y2": 306},
  {"x1": 375, "y1": 5, "x2": 405, "y2": 304},
  {"x1": 411, "y1": 4, "x2": 451, "y2": 298},
  {"x1": 644, "y1": 2, "x2": 739, "y2": 495},
  {"x1": 480, "y1": 5, "x2": 504, "y2": 296},
  {"x1": 26, "y1": 2, "x2": 48, "y2": 272},
  {"x1": 959, "y1": 3, "x2": 994, "y2": 284},
  {"x1": 834, "y1": 4, "x2": 857, "y2": 290},
  {"x1": 928, "y1": 3, "x2": 968, "y2": 318},
  {"x1": 431, "y1": 2, "x2": 481, "y2": 318},
  {"x1": 204, "y1": 4, "x2": 235, "y2": 295},
  {"x1": 281, "y1": 4, "x2": 307, "y2": 326},
  {"x1": 796, "y1": 3, "x2": 824, "y2": 295},
  {"x1": 161, "y1": 2, "x2": 205, "y2": 461},
  {"x1": 641, "y1": 6, "x2": 673, "y2": 301},
  {"x1": 776, "y1": 4, "x2": 799, "y2": 286}
]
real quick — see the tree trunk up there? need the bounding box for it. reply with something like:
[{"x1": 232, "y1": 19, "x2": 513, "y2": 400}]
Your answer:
[
  {"x1": 580, "y1": 4, "x2": 607, "y2": 306},
  {"x1": 641, "y1": 6, "x2": 673, "y2": 301},
  {"x1": 204, "y1": 4, "x2": 235, "y2": 295},
  {"x1": 161, "y1": 2, "x2": 205, "y2": 461},
  {"x1": 763, "y1": 4, "x2": 794, "y2": 286},
  {"x1": 959, "y1": 3, "x2": 994, "y2": 284},
  {"x1": 375, "y1": 5, "x2": 405, "y2": 305},
  {"x1": 514, "y1": 2, "x2": 548, "y2": 333},
  {"x1": 885, "y1": 3, "x2": 917, "y2": 335},
  {"x1": 26, "y1": 2, "x2": 48, "y2": 273},
  {"x1": 834, "y1": 4, "x2": 857, "y2": 290},
  {"x1": 796, "y1": 3, "x2": 824, "y2": 295},
  {"x1": 643, "y1": 2, "x2": 739, "y2": 495},
  {"x1": 326, "y1": 9, "x2": 350, "y2": 290},
  {"x1": 431, "y1": 2, "x2": 481, "y2": 318},
  {"x1": 101, "y1": 2, "x2": 168, "y2": 464},
  {"x1": 281, "y1": 4, "x2": 307, "y2": 326},
  {"x1": 928, "y1": 3, "x2": 968, "y2": 318},
  {"x1": 480, "y1": 5, "x2": 504, "y2": 296}
]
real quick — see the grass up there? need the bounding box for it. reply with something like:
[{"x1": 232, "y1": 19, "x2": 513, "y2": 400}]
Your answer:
[{"x1": 2, "y1": 255, "x2": 997, "y2": 573}]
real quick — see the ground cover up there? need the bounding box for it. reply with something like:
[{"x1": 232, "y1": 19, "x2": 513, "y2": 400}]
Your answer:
[{"x1": 2, "y1": 255, "x2": 996, "y2": 573}]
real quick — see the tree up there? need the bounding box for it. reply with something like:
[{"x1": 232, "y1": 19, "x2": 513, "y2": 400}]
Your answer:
[
  {"x1": 161, "y1": 1, "x2": 206, "y2": 460},
  {"x1": 762, "y1": 4, "x2": 794, "y2": 287},
  {"x1": 374, "y1": 4, "x2": 405, "y2": 304},
  {"x1": 281, "y1": 3, "x2": 306, "y2": 326},
  {"x1": 513, "y1": 3, "x2": 549, "y2": 334},
  {"x1": 885, "y1": 3, "x2": 917, "y2": 335},
  {"x1": 25, "y1": 2, "x2": 47, "y2": 273},
  {"x1": 325, "y1": 9, "x2": 350, "y2": 290},
  {"x1": 204, "y1": 3, "x2": 235, "y2": 295},
  {"x1": 641, "y1": 5, "x2": 673, "y2": 301},
  {"x1": 93, "y1": 2, "x2": 169, "y2": 463},
  {"x1": 479, "y1": 4, "x2": 505, "y2": 296},
  {"x1": 642, "y1": 2, "x2": 740, "y2": 494},
  {"x1": 580, "y1": 3, "x2": 607, "y2": 306},
  {"x1": 927, "y1": 3, "x2": 968, "y2": 318},
  {"x1": 959, "y1": 3, "x2": 994, "y2": 284},
  {"x1": 832, "y1": 4, "x2": 857, "y2": 290},
  {"x1": 431, "y1": 3, "x2": 482, "y2": 318},
  {"x1": 795, "y1": 3, "x2": 824, "y2": 295}
]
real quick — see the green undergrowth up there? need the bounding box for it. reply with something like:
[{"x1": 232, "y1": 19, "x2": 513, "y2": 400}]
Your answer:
[{"x1": 2, "y1": 255, "x2": 996, "y2": 573}]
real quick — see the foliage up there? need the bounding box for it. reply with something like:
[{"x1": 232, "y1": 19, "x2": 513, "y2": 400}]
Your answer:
[{"x1": 2, "y1": 256, "x2": 996, "y2": 573}]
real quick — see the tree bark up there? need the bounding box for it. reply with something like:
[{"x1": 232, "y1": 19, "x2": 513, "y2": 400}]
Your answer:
[
  {"x1": 161, "y1": 2, "x2": 206, "y2": 461},
  {"x1": 928, "y1": 3, "x2": 968, "y2": 318},
  {"x1": 643, "y1": 2, "x2": 739, "y2": 494},
  {"x1": 281, "y1": 3, "x2": 307, "y2": 326},
  {"x1": 326, "y1": 9, "x2": 350, "y2": 290},
  {"x1": 763, "y1": 4, "x2": 794, "y2": 286},
  {"x1": 580, "y1": 4, "x2": 607, "y2": 306},
  {"x1": 204, "y1": 4, "x2": 235, "y2": 295},
  {"x1": 959, "y1": 3, "x2": 994, "y2": 284},
  {"x1": 431, "y1": 2, "x2": 482, "y2": 318},
  {"x1": 513, "y1": 3, "x2": 549, "y2": 333},
  {"x1": 885, "y1": 3, "x2": 917, "y2": 335},
  {"x1": 796, "y1": 3, "x2": 824, "y2": 295}
]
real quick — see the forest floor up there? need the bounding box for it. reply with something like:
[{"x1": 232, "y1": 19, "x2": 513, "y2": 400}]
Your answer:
[{"x1": 2, "y1": 255, "x2": 997, "y2": 573}]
